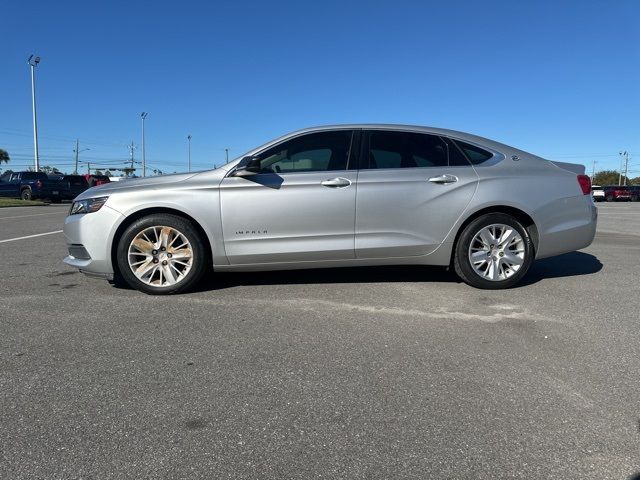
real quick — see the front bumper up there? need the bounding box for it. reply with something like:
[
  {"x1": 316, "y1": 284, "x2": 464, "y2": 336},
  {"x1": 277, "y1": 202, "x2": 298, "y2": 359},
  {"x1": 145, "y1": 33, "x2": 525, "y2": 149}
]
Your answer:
[{"x1": 62, "y1": 205, "x2": 124, "y2": 275}]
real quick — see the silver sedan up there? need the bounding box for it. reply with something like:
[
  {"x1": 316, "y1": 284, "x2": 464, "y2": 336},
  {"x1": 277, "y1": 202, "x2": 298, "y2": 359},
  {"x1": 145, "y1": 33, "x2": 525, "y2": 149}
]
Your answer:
[{"x1": 63, "y1": 125, "x2": 597, "y2": 294}]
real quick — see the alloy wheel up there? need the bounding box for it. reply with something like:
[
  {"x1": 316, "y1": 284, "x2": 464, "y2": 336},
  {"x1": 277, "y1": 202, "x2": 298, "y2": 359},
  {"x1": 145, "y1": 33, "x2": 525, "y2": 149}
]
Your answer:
[
  {"x1": 127, "y1": 226, "x2": 193, "y2": 287},
  {"x1": 468, "y1": 223, "x2": 525, "y2": 281}
]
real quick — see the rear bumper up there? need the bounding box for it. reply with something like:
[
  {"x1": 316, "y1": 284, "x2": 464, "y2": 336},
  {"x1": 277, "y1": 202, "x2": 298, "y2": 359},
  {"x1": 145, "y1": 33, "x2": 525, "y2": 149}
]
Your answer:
[{"x1": 535, "y1": 196, "x2": 597, "y2": 259}]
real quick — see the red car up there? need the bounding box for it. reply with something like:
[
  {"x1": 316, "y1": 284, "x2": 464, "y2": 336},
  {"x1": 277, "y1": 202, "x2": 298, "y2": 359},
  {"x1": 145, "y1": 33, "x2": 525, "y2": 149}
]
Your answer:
[{"x1": 83, "y1": 174, "x2": 111, "y2": 187}]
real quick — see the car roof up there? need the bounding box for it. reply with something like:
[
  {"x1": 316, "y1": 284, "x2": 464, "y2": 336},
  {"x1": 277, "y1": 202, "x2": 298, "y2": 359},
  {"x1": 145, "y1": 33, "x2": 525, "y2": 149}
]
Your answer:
[{"x1": 243, "y1": 124, "x2": 544, "y2": 161}]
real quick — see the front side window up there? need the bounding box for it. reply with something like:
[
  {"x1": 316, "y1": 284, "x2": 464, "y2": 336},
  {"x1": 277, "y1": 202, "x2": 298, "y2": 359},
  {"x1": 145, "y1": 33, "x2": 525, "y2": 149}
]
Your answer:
[
  {"x1": 256, "y1": 130, "x2": 354, "y2": 174},
  {"x1": 364, "y1": 131, "x2": 463, "y2": 169}
]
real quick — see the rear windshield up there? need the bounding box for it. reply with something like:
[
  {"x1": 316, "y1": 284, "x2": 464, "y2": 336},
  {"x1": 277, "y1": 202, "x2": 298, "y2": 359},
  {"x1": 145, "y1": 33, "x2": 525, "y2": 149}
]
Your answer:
[{"x1": 64, "y1": 175, "x2": 88, "y2": 186}]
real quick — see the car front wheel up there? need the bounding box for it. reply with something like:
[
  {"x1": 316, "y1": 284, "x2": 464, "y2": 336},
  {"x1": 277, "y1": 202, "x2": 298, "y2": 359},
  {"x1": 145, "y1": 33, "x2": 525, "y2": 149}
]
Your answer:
[
  {"x1": 116, "y1": 214, "x2": 209, "y2": 294},
  {"x1": 21, "y1": 188, "x2": 32, "y2": 201},
  {"x1": 454, "y1": 213, "x2": 534, "y2": 289}
]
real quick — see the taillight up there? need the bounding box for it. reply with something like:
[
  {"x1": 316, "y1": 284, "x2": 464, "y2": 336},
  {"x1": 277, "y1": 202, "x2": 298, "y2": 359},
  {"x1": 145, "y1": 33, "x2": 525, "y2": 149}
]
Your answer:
[
  {"x1": 577, "y1": 175, "x2": 591, "y2": 195},
  {"x1": 35, "y1": 180, "x2": 42, "y2": 188}
]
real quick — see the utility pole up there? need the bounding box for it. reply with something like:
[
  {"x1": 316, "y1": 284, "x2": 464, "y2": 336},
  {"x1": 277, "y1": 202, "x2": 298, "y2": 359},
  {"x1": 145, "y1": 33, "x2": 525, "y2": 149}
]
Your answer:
[
  {"x1": 27, "y1": 55, "x2": 41, "y2": 172},
  {"x1": 619, "y1": 151, "x2": 629, "y2": 186},
  {"x1": 73, "y1": 139, "x2": 89, "y2": 174},
  {"x1": 128, "y1": 141, "x2": 136, "y2": 176},
  {"x1": 141, "y1": 112, "x2": 148, "y2": 177},
  {"x1": 225, "y1": 148, "x2": 229, "y2": 164},
  {"x1": 591, "y1": 160, "x2": 597, "y2": 182},
  {"x1": 187, "y1": 135, "x2": 192, "y2": 172},
  {"x1": 87, "y1": 162, "x2": 91, "y2": 175}
]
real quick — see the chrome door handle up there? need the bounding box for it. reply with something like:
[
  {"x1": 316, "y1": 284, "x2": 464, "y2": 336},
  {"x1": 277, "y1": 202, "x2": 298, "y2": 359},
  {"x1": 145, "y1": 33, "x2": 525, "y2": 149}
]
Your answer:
[
  {"x1": 428, "y1": 174, "x2": 458, "y2": 184},
  {"x1": 321, "y1": 177, "x2": 351, "y2": 188}
]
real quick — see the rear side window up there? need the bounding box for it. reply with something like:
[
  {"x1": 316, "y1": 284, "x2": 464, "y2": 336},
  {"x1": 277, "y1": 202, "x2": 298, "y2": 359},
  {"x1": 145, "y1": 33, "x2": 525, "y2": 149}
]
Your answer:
[
  {"x1": 441, "y1": 137, "x2": 472, "y2": 166},
  {"x1": 453, "y1": 140, "x2": 493, "y2": 165},
  {"x1": 365, "y1": 131, "x2": 450, "y2": 169},
  {"x1": 23, "y1": 172, "x2": 48, "y2": 181}
]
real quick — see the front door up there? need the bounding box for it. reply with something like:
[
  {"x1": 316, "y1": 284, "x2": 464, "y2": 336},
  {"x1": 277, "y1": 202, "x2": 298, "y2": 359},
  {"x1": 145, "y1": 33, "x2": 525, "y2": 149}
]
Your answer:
[
  {"x1": 0, "y1": 173, "x2": 18, "y2": 197},
  {"x1": 219, "y1": 130, "x2": 358, "y2": 264},
  {"x1": 355, "y1": 129, "x2": 479, "y2": 258}
]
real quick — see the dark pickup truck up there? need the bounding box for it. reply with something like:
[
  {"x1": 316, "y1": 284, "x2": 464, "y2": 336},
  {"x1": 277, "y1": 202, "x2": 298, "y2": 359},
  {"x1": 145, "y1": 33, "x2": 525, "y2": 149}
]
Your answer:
[{"x1": 0, "y1": 171, "x2": 70, "y2": 202}]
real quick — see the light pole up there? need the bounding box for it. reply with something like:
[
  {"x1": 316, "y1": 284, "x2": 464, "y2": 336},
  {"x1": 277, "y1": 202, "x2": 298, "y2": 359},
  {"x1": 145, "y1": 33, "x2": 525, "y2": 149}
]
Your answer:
[
  {"x1": 73, "y1": 139, "x2": 89, "y2": 174},
  {"x1": 141, "y1": 112, "x2": 148, "y2": 177},
  {"x1": 28, "y1": 54, "x2": 41, "y2": 172},
  {"x1": 187, "y1": 135, "x2": 192, "y2": 172}
]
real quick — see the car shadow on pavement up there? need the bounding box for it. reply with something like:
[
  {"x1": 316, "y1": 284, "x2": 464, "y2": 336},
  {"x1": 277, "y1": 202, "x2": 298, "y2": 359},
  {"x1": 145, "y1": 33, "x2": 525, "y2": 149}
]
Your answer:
[
  {"x1": 197, "y1": 265, "x2": 459, "y2": 292},
  {"x1": 192, "y1": 251, "x2": 602, "y2": 292},
  {"x1": 517, "y1": 251, "x2": 602, "y2": 287}
]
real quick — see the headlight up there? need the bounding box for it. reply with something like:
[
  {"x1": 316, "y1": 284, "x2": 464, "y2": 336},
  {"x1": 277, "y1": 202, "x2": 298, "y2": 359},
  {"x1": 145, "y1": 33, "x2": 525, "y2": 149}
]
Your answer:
[{"x1": 69, "y1": 196, "x2": 109, "y2": 215}]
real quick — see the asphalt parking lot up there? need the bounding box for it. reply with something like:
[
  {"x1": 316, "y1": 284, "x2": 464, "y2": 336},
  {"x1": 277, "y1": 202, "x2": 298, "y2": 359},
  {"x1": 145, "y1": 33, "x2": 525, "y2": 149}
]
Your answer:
[{"x1": 1, "y1": 203, "x2": 639, "y2": 479}]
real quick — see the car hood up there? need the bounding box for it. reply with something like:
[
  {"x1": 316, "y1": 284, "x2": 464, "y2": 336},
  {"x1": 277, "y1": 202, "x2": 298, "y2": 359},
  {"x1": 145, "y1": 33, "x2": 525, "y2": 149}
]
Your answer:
[{"x1": 75, "y1": 172, "x2": 199, "y2": 200}]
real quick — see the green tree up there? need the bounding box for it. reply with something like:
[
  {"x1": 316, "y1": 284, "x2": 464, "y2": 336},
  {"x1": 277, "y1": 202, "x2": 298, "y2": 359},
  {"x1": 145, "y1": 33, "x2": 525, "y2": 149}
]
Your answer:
[
  {"x1": 0, "y1": 148, "x2": 9, "y2": 164},
  {"x1": 104, "y1": 169, "x2": 112, "y2": 176},
  {"x1": 592, "y1": 170, "x2": 631, "y2": 186},
  {"x1": 95, "y1": 169, "x2": 104, "y2": 175},
  {"x1": 40, "y1": 165, "x2": 60, "y2": 174}
]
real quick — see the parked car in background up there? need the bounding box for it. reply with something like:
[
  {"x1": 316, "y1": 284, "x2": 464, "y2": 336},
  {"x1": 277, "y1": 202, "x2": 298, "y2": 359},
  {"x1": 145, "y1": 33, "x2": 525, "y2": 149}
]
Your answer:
[
  {"x1": 50, "y1": 174, "x2": 90, "y2": 200},
  {"x1": 0, "y1": 171, "x2": 69, "y2": 201},
  {"x1": 63, "y1": 124, "x2": 597, "y2": 294},
  {"x1": 83, "y1": 174, "x2": 111, "y2": 187},
  {"x1": 629, "y1": 185, "x2": 640, "y2": 202},
  {"x1": 603, "y1": 185, "x2": 631, "y2": 202},
  {"x1": 591, "y1": 185, "x2": 605, "y2": 202}
]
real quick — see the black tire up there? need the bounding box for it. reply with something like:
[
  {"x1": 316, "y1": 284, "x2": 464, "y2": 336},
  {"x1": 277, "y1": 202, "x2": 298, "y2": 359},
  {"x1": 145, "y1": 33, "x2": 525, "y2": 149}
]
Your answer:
[
  {"x1": 20, "y1": 188, "x2": 32, "y2": 201},
  {"x1": 606, "y1": 195, "x2": 613, "y2": 202},
  {"x1": 453, "y1": 213, "x2": 534, "y2": 289},
  {"x1": 116, "y1": 214, "x2": 209, "y2": 295}
]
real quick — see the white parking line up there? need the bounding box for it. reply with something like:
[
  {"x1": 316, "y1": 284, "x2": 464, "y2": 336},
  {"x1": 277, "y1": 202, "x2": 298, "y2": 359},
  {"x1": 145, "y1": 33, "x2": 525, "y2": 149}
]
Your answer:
[
  {"x1": 0, "y1": 212, "x2": 68, "y2": 220},
  {"x1": 0, "y1": 230, "x2": 63, "y2": 244}
]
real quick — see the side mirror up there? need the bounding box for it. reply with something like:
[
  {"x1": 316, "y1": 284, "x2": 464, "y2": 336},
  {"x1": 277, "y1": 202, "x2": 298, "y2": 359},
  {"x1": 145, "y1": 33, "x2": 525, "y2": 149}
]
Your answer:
[{"x1": 232, "y1": 156, "x2": 261, "y2": 177}]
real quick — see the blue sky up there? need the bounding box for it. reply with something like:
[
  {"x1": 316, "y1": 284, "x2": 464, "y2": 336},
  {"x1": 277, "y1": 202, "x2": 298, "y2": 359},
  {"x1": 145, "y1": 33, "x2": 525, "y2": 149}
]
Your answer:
[{"x1": 1, "y1": 0, "x2": 639, "y2": 176}]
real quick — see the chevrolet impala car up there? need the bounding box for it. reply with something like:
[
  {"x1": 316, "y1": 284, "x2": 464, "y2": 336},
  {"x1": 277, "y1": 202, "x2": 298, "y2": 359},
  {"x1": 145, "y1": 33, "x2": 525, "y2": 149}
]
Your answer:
[{"x1": 63, "y1": 125, "x2": 597, "y2": 294}]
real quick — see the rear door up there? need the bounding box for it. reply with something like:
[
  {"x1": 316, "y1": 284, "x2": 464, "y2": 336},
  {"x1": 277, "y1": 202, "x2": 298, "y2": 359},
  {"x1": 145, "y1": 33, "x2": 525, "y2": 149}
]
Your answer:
[
  {"x1": 355, "y1": 129, "x2": 479, "y2": 258},
  {"x1": 219, "y1": 129, "x2": 358, "y2": 264}
]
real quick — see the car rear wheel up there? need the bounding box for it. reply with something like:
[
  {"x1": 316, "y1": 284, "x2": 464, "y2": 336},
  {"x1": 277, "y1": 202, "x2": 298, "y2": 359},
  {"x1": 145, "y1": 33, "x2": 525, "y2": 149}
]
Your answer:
[
  {"x1": 453, "y1": 213, "x2": 534, "y2": 289},
  {"x1": 20, "y1": 188, "x2": 32, "y2": 201},
  {"x1": 116, "y1": 214, "x2": 209, "y2": 294},
  {"x1": 606, "y1": 195, "x2": 613, "y2": 202}
]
